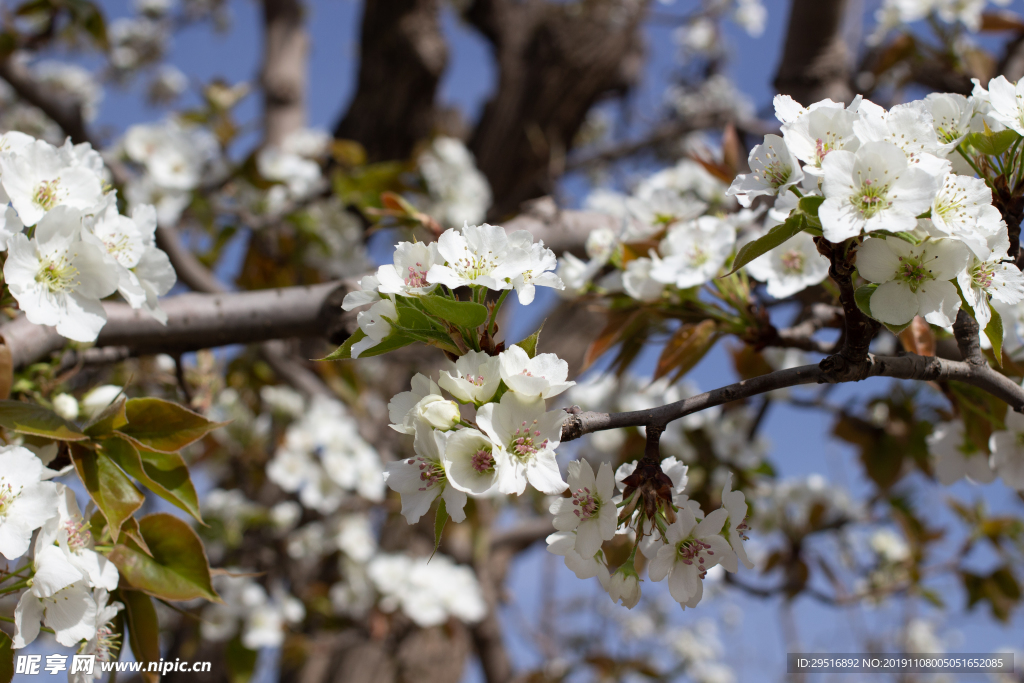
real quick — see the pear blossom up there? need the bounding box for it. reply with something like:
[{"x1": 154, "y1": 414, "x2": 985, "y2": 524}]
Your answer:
[
  {"x1": 117, "y1": 204, "x2": 176, "y2": 323},
  {"x1": 745, "y1": 230, "x2": 830, "y2": 298},
  {"x1": 856, "y1": 236, "x2": 970, "y2": 327},
  {"x1": 0, "y1": 445, "x2": 60, "y2": 560},
  {"x1": 924, "y1": 92, "x2": 977, "y2": 149},
  {"x1": 341, "y1": 274, "x2": 381, "y2": 310},
  {"x1": 507, "y1": 232, "x2": 564, "y2": 305},
  {"x1": 545, "y1": 530, "x2": 610, "y2": 587},
  {"x1": 0, "y1": 139, "x2": 104, "y2": 226},
  {"x1": 989, "y1": 410, "x2": 1024, "y2": 490},
  {"x1": 367, "y1": 552, "x2": 486, "y2": 627},
  {"x1": 927, "y1": 420, "x2": 996, "y2": 485},
  {"x1": 47, "y1": 485, "x2": 120, "y2": 590},
  {"x1": 717, "y1": 474, "x2": 754, "y2": 571},
  {"x1": 426, "y1": 223, "x2": 529, "y2": 291},
  {"x1": 123, "y1": 119, "x2": 215, "y2": 192},
  {"x1": 957, "y1": 251, "x2": 1024, "y2": 329},
  {"x1": 626, "y1": 188, "x2": 707, "y2": 237},
  {"x1": 419, "y1": 136, "x2": 492, "y2": 228},
  {"x1": 388, "y1": 373, "x2": 442, "y2": 434},
  {"x1": 70, "y1": 589, "x2": 123, "y2": 683},
  {"x1": 778, "y1": 97, "x2": 861, "y2": 175},
  {"x1": 726, "y1": 134, "x2": 803, "y2": 206},
  {"x1": 476, "y1": 392, "x2": 567, "y2": 495},
  {"x1": 978, "y1": 76, "x2": 1024, "y2": 136},
  {"x1": 376, "y1": 241, "x2": 443, "y2": 297},
  {"x1": 622, "y1": 257, "x2": 665, "y2": 301},
  {"x1": 443, "y1": 428, "x2": 501, "y2": 495},
  {"x1": 550, "y1": 460, "x2": 617, "y2": 557},
  {"x1": 13, "y1": 580, "x2": 97, "y2": 648},
  {"x1": 853, "y1": 100, "x2": 944, "y2": 163},
  {"x1": 79, "y1": 385, "x2": 123, "y2": 419},
  {"x1": 3, "y1": 206, "x2": 119, "y2": 342},
  {"x1": 607, "y1": 561, "x2": 641, "y2": 609},
  {"x1": 52, "y1": 393, "x2": 80, "y2": 421},
  {"x1": 383, "y1": 422, "x2": 467, "y2": 523},
  {"x1": 0, "y1": 206, "x2": 24, "y2": 250},
  {"x1": 650, "y1": 221, "x2": 736, "y2": 288},
  {"x1": 498, "y1": 345, "x2": 575, "y2": 399},
  {"x1": 819, "y1": 141, "x2": 942, "y2": 242},
  {"x1": 928, "y1": 174, "x2": 1007, "y2": 260},
  {"x1": 439, "y1": 349, "x2": 501, "y2": 405},
  {"x1": 408, "y1": 395, "x2": 461, "y2": 431},
  {"x1": 257, "y1": 147, "x2": 322, "y2": 199},
  {"x1": 647, "y1": 508, "x2": 731, "y2": 608},
  {"x1": 351, "y1": 297, "x2": 398, "y2": 358}
]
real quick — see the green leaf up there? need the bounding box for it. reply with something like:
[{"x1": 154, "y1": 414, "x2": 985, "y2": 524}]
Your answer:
[
  {"x1": 514, "y1": 322, "x2": 544, "y2": 358},
  {"x1": 100, "y1": 436, "x2": 202, "y2": 523},
  {"x1": 985, "y1": 304, "x2": 1004, "y2": 368},
  {"x1": 84, "y1": 398, "x2": 128, "y2": 437},
  {"x1": 430, "y1": 498, "x2": 448, "y2": 561},
  {"x1": 0, "y1": 630, "x2": 12, "y2": 683},
  {"x1": 226, "y1": 636, "x2": 259, "y2": 683},
  {"x1": 854, "y1": 283, "x2": 878, "y2": 319},
  {"x1": 798, "y1": 195, "x2": 824, "y2": 226},
  {"x1": 883, "y1": 320, "x2": 912, "y2": 336},
  {"x1": 122, "y1": 590, "x2": 161, "y2": 683},
  {"x1": 317, "y1": 328, "x2": 416, "y2": 360},
  {"x1": 965, "y1": 129, "x2": 1021, "y2": 156},
  {"x1": 70, "y1": 444, "x2": 144, "y2": 538},
  {"x1": 725, "y1": 213, "x2": 805, "y2": 276},
  {"x1": 871, "y1": 230, "x2": 919, "y2": 244},
  {"x1": 0, "y1": 400, "x2": 87, "y2": 441},
  {"x1": 420, "y1": 294, "x2": 489, "y2": 328},
  {"x1": 117, "y1": 398, "x2": 223, "y2": 453},
  {"x1": 108, "y1": 513, "x2": 220, "y2": 602},
  {"x1": 395, "y1": 301, "x2": 435, "y2": 330}
]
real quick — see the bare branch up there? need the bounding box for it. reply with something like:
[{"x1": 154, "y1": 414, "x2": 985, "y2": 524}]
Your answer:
[
  {"x1": 0, "y1": 282, "x2": 352, "y2": 369},
  {"x1": 560, "y1": 354, "x2": 1024, "y2": 441},
  {"x1": 952, "y1": 308, "x2": 986, "y2": 366},
  {"x1": 0, "y1": 58, "x2": 92, "y2": 145},
  {"x1": 501, "y1": 197, "x2": 619, "y2": 258},
  {"x1": 773, "y1": 0, "x2": 853, "y2": 105}
]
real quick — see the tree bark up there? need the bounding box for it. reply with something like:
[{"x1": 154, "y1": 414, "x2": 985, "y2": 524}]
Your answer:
[
  {"x1": 334, "y1": 0, "x2": 448, "y2": 161},
  {"x1": 261, "y1": 0, "x2": 310, "y2": 147},
  {"x1": 773, "y1": 0, "x2": 853, "y2": 105},
  {"x1": 466, "y1": 0, "x2": 647, "y2": 216}
]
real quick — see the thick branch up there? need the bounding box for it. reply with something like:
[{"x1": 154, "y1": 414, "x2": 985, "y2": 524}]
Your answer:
[
  {"x1": 952, "y1": 308, "x2": 985, "y2": 366},
  {"x1": 0, "y1": 58, "x2": 91, "y2": 145},
  {"x1": 0, "y1": 282, "x2": 352, "y2": 369},
  {"x1": 261, "y1": 0, "x2": 310, "y2": 146},
  {"x1": 501, "y1": 196, "x2": 619, "y2": 258},
  {"x1": 817, "y1": 240, "x2": 878, "y2": 382},
  {"x1": 560, "y1": 354, "x2": 1024, "y2": 441},
  {"x1": 773, "y1": 0, "x2": 853, "y2": 105}
]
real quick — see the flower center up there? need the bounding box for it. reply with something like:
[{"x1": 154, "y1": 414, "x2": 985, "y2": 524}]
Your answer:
[
  {"x1": 689, "y1": 246, "x2": 709, "y2": 267},
  {"x1": 676, "y1": 537, "x2": 714, "y2": 579},
  {"x1": 756, "y1": 158, "x2": 792, "y2": 189},
  {"x1": 571, "y1": 486, "x2": 600, "y2": 520},
  {"x1": 405, "y1": 455, "x2": 445, "y2": 491},
  {"x1": 895, "y1": 255, "x2": 934, "y2": 292},
  {"x1": 453, "y1": 250, "x2": 499, "y2": 281},
  {"x1": 34, "y1": 179, "x2": 62, "y2": 210},
  {"x1": 471, "y1": 448, "x2": 495, "y2": 474},
  {"x1": 853, "y1": 178, "x2": 891, "y2": 219},
  {"x1": 84, "y1": 623, "x2": 121, "y2": 663},
  {"x1": 972, "y1": 262, "x2": 996, "y2": 290},
  {"x1": 464, "y1": 374, "x2": 486, "y2": 386},
  {"x1": 404, "y1": 262, "x2": 430, "y2": 288},
  {"x1": 0, "y1": 481, "x2": 22, "y2": 517},
  {"x1": 780, "y1": 249, "x2": 805, "y2": 274},
  {"x1": 64, "y1": 519, "x2": 92, "y2": 553},
  {"x1": 36, "y1": 251, "x2": 80, "y2": 293},
  {"x1": 509, "y1": 419, "x2": 548, "y2": 461}
]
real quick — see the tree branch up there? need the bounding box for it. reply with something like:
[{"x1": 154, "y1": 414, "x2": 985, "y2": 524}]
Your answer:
[
  {"x1": 0, "y1": 282, "x2": 352, "y2": 369},
  {"x1": 773, "y1": 0, "x2": 853, "y2": 105},
  {"x1": 952, "y1": 308, "x2": 985, "y2": 366},
  {"x1": 560, "y1": 354, "x2": 1024, "y2": 441},
  {"x1": 0, "y1": 58, "x2": 92, "y2": 145},
  {"x1": 260, "y1": 0, "x2": 310, "y2": 147}
]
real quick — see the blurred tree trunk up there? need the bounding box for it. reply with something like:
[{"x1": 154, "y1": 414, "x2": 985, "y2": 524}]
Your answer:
[
  {"x1": 774, "y1": 0, "x2": 853, "y2": 105},
  {"x1": 334, "y1": 0, "x2": 448, "y2": 161},
  {"x1": 465, "y1": 0, "x2": 647, "y2": 217},
  {"x1": 261, "y1": 0, "x2": 309, "y2": 146}
]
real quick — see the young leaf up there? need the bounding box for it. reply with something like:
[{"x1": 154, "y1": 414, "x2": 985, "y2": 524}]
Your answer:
[
  {"x1": 107, "y1": 513, "x2": 220, "y2": 602},
  {"x1": 226, "y1": 637, "x2": 259, "y2": 683},
  {"x1": 70, "y1": 444, "x2": 144, "y2": 538},
  {"x1": 84, "y1": 398, "x2": 128, "y2": 437},
  {"x1": 118, "y1": 398, "x2": 224, "y2": 453},
  {"x1": 0, "y1": 400, "x2": 87, "y2": 441},
  {"x1": 985, "y1": 304, "x2": 1004, "y2": 367},
  {"x1": 420, "y1": 294, "x2": 489, "y2": 329},
  {"x1": 316, "y1": 329, "x2": 415, "y2": 361},
  {"x1": 725, "y1": 213, "x2": 805, "y2": 276},
  {"x1": 854, "y1": 284, "x2": 878, "y2": 319},
  {"x1": 395, "y1": 302, "x2": 435, "y2": 330},
  {"x1": 121, "y1": 590, "x2": 161, "y2": 683},
  {"x1": 654, "y1": 320, "x2": 717, "y2": 381},
  {"x1": 430, "y1": 499, "x2": 448, "y2": 561},
  {"x1": 0, "y1": 630, "x2": 12, "y2": 683},
  {"x1": 514, "y1": 322, "x2": 544, "y2": 358},
  {"x1": 100, "y1": 436, "x2": 203, "y2": 524},
  {"x1": 965, "y1": 129, "x2": 1021, "y2": 156},
  {"x1": 798, "y1": 195, "x2": 824, "y2": 216}
]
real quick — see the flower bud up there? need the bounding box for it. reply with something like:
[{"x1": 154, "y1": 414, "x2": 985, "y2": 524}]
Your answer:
[
  {"x1": 411, "y1": 395, "x2": 461, "y2": 431},
  {"x1": 607, "y1": 561, "x2": 641, "y2": 609},
  {"x1": 52, "y1": 393, "x2": 79, "y2": 421}
]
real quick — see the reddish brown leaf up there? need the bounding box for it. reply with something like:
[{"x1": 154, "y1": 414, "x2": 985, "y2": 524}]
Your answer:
[
  {"x1": 582, "y1": 309, "x2": 641, "y2": 372},
  {"x1": 980, "y1": 11, "x2": 1024, "y2": 32},
  {"x1": 898, "y1": 316, "x2": 935, "y2": 357},
  {"x1": 654, "y1": 319, "x2": 717, "y2": 381}
]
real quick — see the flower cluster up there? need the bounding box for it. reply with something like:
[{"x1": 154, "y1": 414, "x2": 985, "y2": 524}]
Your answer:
[
  {"x1": 0, "y1": 447, "x2": 124, "y2": 679},
  {"x1": 202, "y1": 572, "x2": 305, "y2": 649},
  {"x1": 726, "y1": 86, "x2": 1024, "y2": 331},
  {"x1": 927, "y1": 410, "x2": 1024, "y2": 492},
  {"x1": 0, "y1": 132, "x2": 177, "y2": 340}
]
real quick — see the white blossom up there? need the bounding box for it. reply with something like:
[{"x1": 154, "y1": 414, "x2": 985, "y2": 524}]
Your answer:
[
  {"x1": 777, "y1": 96, "x2": 860, "y2": 176},
  {"x1": 927, "y1": 420, "x2": 996, "y2": 485},
  {"x1": 439, "y1": 349, "x2": 501, "y2": 405},
  {"x1": 957, "y1": 251, "x2": 1024, "y2": 329},
  {"x1": 647, "y1": 508, "x2": 731, "y2": 609},
  {"x1": 0, "y1": 446, "x2": 60, "y2": 560},
  {"x1": 745, "y1": 230, "x2": 830, "y2": 298},
  {"x1": 726, "y1": 134, "x2": 803, "y2": 206},
  {"x1": 351, "y1": 297, "x2": 397, "y2": 358},
  {"x1": 426, "y1": 224, "x2": 529, "y2": 291},
  {"x1": 443, "y1": 428, "x2": 501, "y2": 495},
  {"x1": 978, "y1": 76, "x2": 1024, "y2": 136},
  {"x1": 476, "y1": 392, "x2": 567, "y2": 495},
  {"x1": 989, "y1": 410, "x2": 1024, "y2": 490},
  {"x1": 0, "y1": 139, "x2": 104, "y2": 226},
  {"x1": 550, "y1": 460, "x2": 617, "y2": 557},
  {"x1": 650, "y1": 219, "x2": 736, "y2": 288},
  {"x1": 498, "y1": 345, "x2": 575, "y2": 399},
  {"x1": 856, "y1": 236, "x2": 969, "y2": 327},
  {"x1": 376, "y1": 240, "x2": 443, "y2": 297},
  {"x1": 545, "y1": 530, "x2": 610, "y2": 587},
  {"x1": 383, "y1": 422, "x2": 467, "y2": 523}
]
